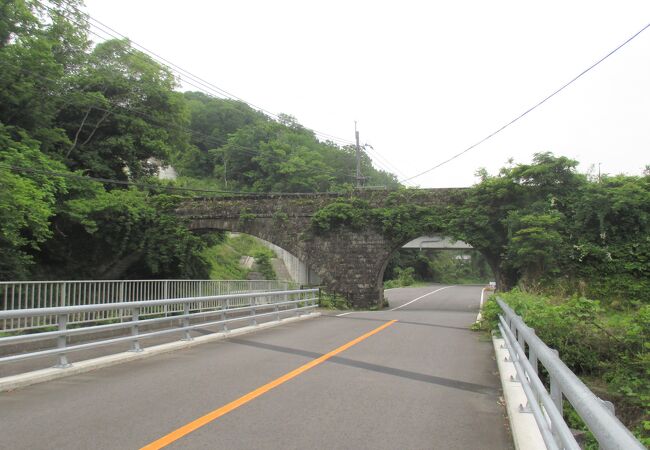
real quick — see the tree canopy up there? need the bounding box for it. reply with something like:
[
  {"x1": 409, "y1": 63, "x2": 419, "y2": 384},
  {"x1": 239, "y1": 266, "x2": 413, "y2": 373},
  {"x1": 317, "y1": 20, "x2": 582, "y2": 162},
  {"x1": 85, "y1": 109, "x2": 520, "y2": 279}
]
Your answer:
[{"x1": 0, "y1": 0, "x2": 400, "y2": 280}]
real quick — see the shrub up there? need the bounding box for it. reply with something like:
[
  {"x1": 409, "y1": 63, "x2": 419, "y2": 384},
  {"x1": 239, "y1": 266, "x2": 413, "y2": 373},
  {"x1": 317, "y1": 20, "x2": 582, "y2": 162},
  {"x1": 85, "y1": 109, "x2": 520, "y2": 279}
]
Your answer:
[
  {"x1": 319, "y1": 290, "x2": 351, "y2": 310},
  {"x1": 397, "y1": 267, "x2": 415, "y2": 287}
]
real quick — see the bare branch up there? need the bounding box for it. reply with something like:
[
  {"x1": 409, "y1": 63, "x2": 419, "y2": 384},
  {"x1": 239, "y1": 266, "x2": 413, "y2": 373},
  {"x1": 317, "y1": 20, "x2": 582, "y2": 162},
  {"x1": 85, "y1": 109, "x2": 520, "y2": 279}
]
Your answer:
[
  {"x1": 79, "y1": 109, "x2": 111, "y2": 147},
  {"x1": 66, "y1": 107, "x2": 92, "y2": 158}
]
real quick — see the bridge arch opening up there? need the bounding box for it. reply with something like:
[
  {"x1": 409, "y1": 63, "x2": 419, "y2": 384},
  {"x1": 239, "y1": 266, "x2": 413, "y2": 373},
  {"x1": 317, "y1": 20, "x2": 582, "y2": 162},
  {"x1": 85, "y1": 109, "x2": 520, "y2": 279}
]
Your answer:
[
  {"x1": 247, "y1": 236, "x2": 321, "y2": 285},
  {"x1": 378, "y1": 235, "x2": 494, "y2": 295},
  {"x1": 190, "y1": 226, "x2": 320, "y2": 286}
]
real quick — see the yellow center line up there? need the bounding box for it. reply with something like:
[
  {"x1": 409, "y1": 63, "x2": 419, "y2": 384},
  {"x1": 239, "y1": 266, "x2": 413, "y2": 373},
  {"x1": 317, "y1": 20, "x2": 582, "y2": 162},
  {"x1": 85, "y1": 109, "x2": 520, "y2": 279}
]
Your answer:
[{"x1": 140, "y1": 319, "x2": 398, "y2": 450}]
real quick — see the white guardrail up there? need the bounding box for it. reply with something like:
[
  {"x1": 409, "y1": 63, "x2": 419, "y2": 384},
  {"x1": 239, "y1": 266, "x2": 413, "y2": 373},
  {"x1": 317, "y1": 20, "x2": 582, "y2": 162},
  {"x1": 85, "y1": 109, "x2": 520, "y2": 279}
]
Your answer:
[
  {"x1": 496, "y1": 298, "x2": 644, "y2": 450},
  {"x1": 0, "y1": 288, "x2": 319, "y2": 368},
  {"x1": 0, "y1": 280, "x2": 299, "y2": 331}
]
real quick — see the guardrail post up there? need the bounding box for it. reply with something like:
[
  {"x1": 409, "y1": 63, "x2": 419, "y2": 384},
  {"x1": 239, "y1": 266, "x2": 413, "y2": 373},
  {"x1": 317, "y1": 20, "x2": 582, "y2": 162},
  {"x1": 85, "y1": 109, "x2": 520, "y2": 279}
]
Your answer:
[
  {"x1": 182, "y1": 303, "x2": 192, "y2": 341},
  {"x1": 60, "y1": 283, "x2": 67, "y2": 307},
  {"x1": 550, "y1": 348, "x2": 563, "y2": 416},
  {"x1": 55, "y1": 313, "x2": 71, "y2": 368},
  {"x1": 130, "y1": 307, "x2": 142, "y2": 352},
  {"x1": 517, "y1": 328, "x2": 525, "y2": 360},
  {"x1": 59, "y1": 283, "x2": 67, "y2": 332},
  {"x1": 163, "y1": 280, "x2": 169, "y2": 317},
  {"x1": 275, "y1": 303, "x2": 280, "y2": 322},
  {"x1": 529, "y1": 328, "x2": 538, "y2": 375},
  {"x1": 119, "y1": 281, "x2": 125, "y2": 322},
  {"x1": 250, "y1": 297, "x2": 257, "y2": 326},
  {"x1": 222, "y1": 298, "x2": 229, "y2": 331}
]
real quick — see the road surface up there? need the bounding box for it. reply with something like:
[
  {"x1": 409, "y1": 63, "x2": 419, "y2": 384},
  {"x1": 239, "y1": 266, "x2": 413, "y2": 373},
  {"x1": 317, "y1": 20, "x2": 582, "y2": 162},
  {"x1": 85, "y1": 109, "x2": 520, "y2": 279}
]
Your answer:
[{"x1": 0, "y1": 284, "x2": 511, "y2": 449}]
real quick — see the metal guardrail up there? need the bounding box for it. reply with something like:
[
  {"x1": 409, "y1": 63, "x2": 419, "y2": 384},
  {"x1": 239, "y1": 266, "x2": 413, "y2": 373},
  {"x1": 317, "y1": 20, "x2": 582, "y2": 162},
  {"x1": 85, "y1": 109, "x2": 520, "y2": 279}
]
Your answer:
[
  {"x1": 0, "y1": 280, "x2": 298, "y2": 331},
  {"x1": 0, "y1": 288, "x2": 318, "y2": 369},
  {"x1": 496, "y1": 298, "x2": 644, "y2": 450}
]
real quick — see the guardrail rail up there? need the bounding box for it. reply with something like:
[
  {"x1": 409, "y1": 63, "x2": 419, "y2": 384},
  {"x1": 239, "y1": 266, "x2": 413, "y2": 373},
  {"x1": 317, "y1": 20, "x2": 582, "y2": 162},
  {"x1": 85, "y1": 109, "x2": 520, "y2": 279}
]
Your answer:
[
  {"x1": 0, "y1": 288, "x2": 318, "y2": 369},
  {"x1": 0, "y1": 279, "x2": 298, "y2": 331},
  {"x1": 496, "y1": 297, "x2": 644, "y2": 450}
]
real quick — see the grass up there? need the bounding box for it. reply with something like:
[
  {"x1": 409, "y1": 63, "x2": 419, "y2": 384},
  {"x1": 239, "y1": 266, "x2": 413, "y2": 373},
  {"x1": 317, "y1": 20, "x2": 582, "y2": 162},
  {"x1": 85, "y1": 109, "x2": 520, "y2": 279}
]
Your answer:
[{"x1": 201, "y1": 234, "x2": 277, "y2": 280}]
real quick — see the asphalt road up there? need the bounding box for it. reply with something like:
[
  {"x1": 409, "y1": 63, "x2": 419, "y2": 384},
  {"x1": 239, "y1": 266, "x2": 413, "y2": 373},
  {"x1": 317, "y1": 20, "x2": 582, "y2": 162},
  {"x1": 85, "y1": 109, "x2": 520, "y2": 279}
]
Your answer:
[{"x1": 0, "y1": 284, "x2": 512, "y2": 450}]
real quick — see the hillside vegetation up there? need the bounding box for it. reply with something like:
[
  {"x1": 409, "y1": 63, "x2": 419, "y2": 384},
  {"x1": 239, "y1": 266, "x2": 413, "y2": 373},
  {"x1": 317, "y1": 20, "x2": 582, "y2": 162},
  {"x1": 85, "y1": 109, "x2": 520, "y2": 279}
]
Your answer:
[
  {"x1": 0, "y1": 0, "x2": 397, "y2": 281},
  {"x1": 202, "y1": 234, "x2": 276, "y2": 281}
]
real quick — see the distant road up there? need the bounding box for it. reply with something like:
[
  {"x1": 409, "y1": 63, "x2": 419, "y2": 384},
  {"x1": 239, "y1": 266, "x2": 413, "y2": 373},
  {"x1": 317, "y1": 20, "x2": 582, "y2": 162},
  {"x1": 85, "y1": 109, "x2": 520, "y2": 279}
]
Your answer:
[{"x1": 1, "y1": 284, "x2": 511, "y2": 449}]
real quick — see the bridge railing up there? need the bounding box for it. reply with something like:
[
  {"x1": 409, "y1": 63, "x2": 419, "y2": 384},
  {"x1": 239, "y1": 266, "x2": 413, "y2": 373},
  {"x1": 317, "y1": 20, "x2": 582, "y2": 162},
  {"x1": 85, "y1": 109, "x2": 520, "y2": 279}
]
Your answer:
[
  {"x1": 0, "y1": 280, "x2": 298, "y2": 332},
  {"x1": 0, "y1": 288, "x2": 318, "y2": 369},
  {"x1": 496, "y1": 298, "x2": 644, "y2": 450}
]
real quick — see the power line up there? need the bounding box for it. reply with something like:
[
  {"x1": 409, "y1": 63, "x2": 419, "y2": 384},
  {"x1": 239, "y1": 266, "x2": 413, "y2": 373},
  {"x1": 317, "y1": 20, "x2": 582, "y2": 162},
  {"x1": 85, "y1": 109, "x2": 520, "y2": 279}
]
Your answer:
[
  {"x1": 0, "y1": 162, "x2": 328, "y2": 196},
  {"x1": 34, "y1": 0, "x2": 359, "y2": 158},
  {"x1": 47, "y1": 0, "x2": 413, "y2": 179},
  {"x1": 2, "y1": 36, "x2": 410, "y2": 185},
  {"x1": 2, "y1": 54, "x2": 408, "y2": 185},
  {"x1": 56, "y1": 0, "x2": 357, "y2": 147},
  {"x1": 0, "y1": 162, "x2": 236, "y2": 194},
  {"x1": 16, "y1": 1, "x2": 410, "y2": 185},
  {"x1": 400, "y1": 21, "x2": 650, "y2": 183},
  {"x1": 0, "y1": 57, "x2": 261, "y2": 160},
  {"x1": 1, "y1": 162, "x2": 399, "y2": 196},
  {"x1": 362, "y1": 143, "x2": 414, "y2": 185}
]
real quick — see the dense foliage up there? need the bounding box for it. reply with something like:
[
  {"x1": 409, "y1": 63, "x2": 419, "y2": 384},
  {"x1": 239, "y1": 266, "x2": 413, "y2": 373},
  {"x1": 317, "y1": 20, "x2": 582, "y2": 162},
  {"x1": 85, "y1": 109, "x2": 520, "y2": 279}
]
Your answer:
[
  {"x1": 452, "y1": 154, "x2": 650, "y2": 304},
  {"x1": 312, "y1": 154, "x2": 649, "y2": 305},
  {"x1": 384, "y1": 249, "x2": 492, "y2": 286},
  {"x1": 0, "y1": 0, "x2": 398, "y2": 281},
  {"x1": 177, "y1": 100, "x2": 400, "y2": 192}
]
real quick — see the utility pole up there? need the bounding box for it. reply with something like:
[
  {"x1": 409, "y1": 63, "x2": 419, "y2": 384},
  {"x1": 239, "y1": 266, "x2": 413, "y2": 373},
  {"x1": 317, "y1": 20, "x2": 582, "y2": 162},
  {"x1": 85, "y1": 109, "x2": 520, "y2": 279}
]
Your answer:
[
  {"x1": 598, "y1": 162, "x2": 601, "y2": 183},
  {"x1": 355, "y1": 121, "x2": 363, "y2": 187}
]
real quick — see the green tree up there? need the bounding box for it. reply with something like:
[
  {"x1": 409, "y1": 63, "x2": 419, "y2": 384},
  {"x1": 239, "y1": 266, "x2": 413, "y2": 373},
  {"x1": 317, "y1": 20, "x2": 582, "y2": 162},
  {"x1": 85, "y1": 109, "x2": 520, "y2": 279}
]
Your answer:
[
  {"x1": 0, "y1": 125, "x2": 68, "y2": 278},
  {"x1": 0, "y1": 0, "x2": 89, "y2": 151},
  {"x1": 449, "y1": 153, "x2": 585, "y2": 290},
  {"x1": 174, "y1": 92, "x2": 264, "y2": 177},
  {"x1": 36, "y1": 189, "x2": 209, "y2": 280},
  {"x1": 56, "y1": 39, "x2": 191, "y2": 179}
]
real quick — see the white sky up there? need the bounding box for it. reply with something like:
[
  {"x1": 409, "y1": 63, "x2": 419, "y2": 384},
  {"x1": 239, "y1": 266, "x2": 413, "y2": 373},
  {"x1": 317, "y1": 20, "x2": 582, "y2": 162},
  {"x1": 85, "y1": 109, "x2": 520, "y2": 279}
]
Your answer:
[{"x1": 83, "y1": 0, "x2": 650, "y2": 188}]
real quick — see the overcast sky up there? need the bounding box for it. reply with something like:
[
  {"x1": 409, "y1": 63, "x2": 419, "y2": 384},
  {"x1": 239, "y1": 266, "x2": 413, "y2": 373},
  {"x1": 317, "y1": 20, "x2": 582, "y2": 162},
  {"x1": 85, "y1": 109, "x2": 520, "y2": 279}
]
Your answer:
[{"x1": 83, "y1": 0, "x2": 650, "y2": 188}]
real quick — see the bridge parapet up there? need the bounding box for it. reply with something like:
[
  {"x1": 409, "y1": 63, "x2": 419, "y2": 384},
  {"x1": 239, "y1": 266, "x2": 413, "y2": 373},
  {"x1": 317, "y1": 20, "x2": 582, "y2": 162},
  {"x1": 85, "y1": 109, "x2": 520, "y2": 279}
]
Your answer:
[{"x1": 176, "y1": 188, "x2": 463, "y2": 219}]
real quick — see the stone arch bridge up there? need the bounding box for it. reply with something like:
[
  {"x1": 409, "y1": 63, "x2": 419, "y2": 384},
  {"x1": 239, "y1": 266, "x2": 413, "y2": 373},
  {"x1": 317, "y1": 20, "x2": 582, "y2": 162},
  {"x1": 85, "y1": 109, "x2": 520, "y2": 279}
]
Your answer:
[{"x1": 176, "y1": 189, "x2": 466, "y2": 307}]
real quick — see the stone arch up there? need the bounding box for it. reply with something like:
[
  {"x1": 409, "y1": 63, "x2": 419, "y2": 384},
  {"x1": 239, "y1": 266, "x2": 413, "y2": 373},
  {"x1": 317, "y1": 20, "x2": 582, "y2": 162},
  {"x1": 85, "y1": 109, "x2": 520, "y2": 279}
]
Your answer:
[
  {"x1": 187, "y1": 215, "x2": 397, "y2": 308},
  {"x1": 189, "y1": 216, "x2": 319, "y2": 285},
  {"x1": 188, "y1": 217, "x2": 305, "y2": 262}
]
